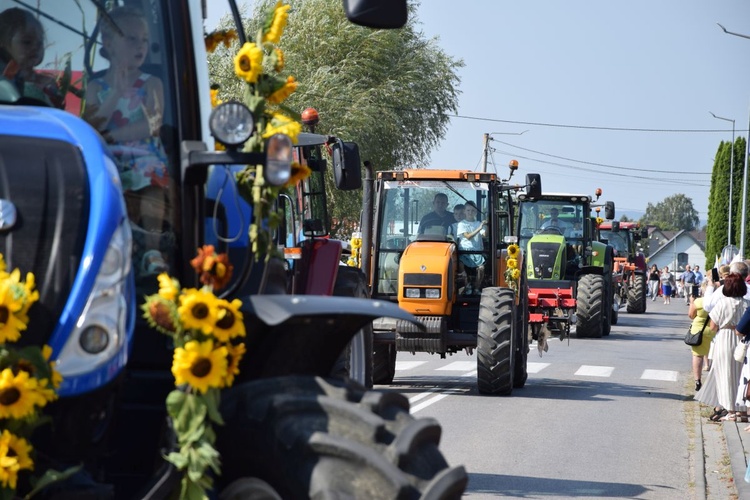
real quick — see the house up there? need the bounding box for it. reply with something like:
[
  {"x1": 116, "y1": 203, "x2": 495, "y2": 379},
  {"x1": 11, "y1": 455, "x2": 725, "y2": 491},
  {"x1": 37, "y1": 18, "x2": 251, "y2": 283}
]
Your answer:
[{"x1": 645, "y1": 228, "x2": 707, "y2": 272}]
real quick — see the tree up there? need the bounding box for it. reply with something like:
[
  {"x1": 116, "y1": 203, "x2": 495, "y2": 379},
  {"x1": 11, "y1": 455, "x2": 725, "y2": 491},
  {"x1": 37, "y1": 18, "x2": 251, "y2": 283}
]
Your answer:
[
  {"x1": 619, "y1": 214, "x2": 632, "y2": 222},
  {"x1": 639, "y1": 194, "x2": 699, "y2": 232},
  {"x1": 208, "y1": 0, "x2": 464, "y2": 238},
  {"x1": 705, "y1": 137, "x2": 746, "y2": 267}
]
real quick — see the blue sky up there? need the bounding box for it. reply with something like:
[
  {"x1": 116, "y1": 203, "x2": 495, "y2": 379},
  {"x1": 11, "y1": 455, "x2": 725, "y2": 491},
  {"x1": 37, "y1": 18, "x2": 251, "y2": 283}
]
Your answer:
[{"x1": 208, "y1": 1, "x2": 750, "y2": 222}]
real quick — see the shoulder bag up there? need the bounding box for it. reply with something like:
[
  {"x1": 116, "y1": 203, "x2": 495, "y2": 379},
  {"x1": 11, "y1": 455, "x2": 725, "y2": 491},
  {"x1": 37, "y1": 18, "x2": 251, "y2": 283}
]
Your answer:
[{"x1": 684, "y1": 316, "x2": 709, "y2": 346}]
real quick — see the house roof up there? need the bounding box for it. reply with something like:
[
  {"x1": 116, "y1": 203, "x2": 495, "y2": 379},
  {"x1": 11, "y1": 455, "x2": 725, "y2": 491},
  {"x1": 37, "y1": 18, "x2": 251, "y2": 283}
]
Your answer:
[{"x1": 648, "y1": 229, "x2": 705, "y2": 259}]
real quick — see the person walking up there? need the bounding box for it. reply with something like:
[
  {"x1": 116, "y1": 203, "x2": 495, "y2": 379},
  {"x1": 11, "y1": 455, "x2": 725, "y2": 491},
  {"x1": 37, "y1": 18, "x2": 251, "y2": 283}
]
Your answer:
[
  {"x1": 694, "y1": 265, "x2": 704, "y2": 295},
  {"x1": 707, "y1": 273, "x2": 750, "y2": 422},
  {"x1": 688, "y1": 284, "x2": 714, "y2": 392},
  {"x1": 648, "y1": 264, "x2": 660, "y2": 301},
  {"x1": 660, "y1": 266, "x2": 675, "y2": 304},
  {"x1": 681, "y1": 265, "x2": 697, "y2": 305}
]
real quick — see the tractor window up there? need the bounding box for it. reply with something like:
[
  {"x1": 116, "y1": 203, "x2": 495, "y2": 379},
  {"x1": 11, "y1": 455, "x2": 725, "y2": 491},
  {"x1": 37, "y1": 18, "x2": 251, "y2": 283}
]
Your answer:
[{"x1": 600, "y1": 230, "x2": 628, "y2": 256}]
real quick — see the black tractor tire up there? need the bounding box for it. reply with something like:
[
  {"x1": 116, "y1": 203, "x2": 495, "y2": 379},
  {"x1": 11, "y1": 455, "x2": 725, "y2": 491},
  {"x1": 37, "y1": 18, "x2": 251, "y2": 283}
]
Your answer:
[
  {"x1": 627, "y1": 273, "x2": 647, "y2": 314},
  {"x1": 575, "y1": 274, "x2": 604, "y2": 338},
  {"x1": 332, "y1": 266, "x2": 374, "y2": 388},
  {"x1": 602, "y1": 274, "x2": 613, "y2": 337},
  {"x1": 216, "y1": 376, "x2": 468, "y2": 499},
  {"x1": 477, "y1": 287, "x2": 516, "y2": 395},
  {"x1": 513, "y1": 281, "x2": 529, "y2": 389},
  {"x1": 373, "y1": 343, "x2": 397, "y2": 385}
]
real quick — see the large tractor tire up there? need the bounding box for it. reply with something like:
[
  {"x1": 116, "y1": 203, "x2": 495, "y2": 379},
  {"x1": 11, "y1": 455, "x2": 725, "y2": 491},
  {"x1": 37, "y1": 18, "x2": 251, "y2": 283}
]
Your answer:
[
  {"x1": 626, "y1": 273, "x2": 647, "y2": 314},
  {"x1": 513, "y1": 282, "x2": 529, "y2": 389},
  {"x1": 602, "y1": 274, "x2": 613, "y2": 337},
  {"x1": 373, "y1": 344, "x2": 397, "y2": 385},
  {"x1": 333, "y1": 266, "x2": 374, "y2": 388},
  {"x1": 575, "y1": 274, "x2": 604, "y2": 338},
  {"x1": 477, "y1": 287, "x2": 515, "y2": 395},
  {"x1": 217, "y1": 376, "x2": 468, "y2": 499}
]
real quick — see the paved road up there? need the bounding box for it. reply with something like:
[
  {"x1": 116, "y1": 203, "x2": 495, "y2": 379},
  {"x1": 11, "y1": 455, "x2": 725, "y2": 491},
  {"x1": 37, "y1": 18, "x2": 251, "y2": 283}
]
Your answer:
[{"x1": 376, "y1": 299, "x2": 744, "y2": 499}]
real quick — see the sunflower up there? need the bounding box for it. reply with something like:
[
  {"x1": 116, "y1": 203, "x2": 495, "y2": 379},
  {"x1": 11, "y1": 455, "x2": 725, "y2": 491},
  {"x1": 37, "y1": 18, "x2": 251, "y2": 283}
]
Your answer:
[
  {"x1": 0, "y1": 440, "x2": 19, "y2": 490},
  {"x1": 222, "y1": 342, "x2": 246, "y2": 388},
  {"x1": 283, "y1": 162, "x2": 311, "y2": 188},
  {"x1": 262, "y1": 2, "x2": 291, "y2": 45},
  {"x1": 40, "y1": 345, "x2": 63, "y2": 389},
  {"x1": 262, "y1": 113, "x2": 301, "y2": 144},
  {"x1": 177, "y1": 289, "x2": 220, "y2": 335},
  {"x1": 267, "y1": 76, "x2": 297, "y2": 105},
  {"x1": 350, "y1": 237, "x2": 362, "y2": 250},
  {"x1": 234, "y1": 42, "x2": 263, "y2": 84},
  {"x1": 143, "y1": 295, "x2": 179, "y2": 334},
  {"x1": 0, "y1": 368, "x2": 47, "y2": 419},
  {"x1": 273, "y1": 47, "x2": 285, "y2": 72},
  {"x1": 0, "y1": 254, "x2": 6, "y2": 276},
  {"x1": 171, "y1": 340, "x2": 228, "y2": 394},
  {"x1": 506, "y1": 258, "x2": 518, "y2": 269},
  {"x1": 507, "y1": 244, "x2": 520, "y2": 259},
  {"x1": 2, "y1": 431, "x2": 33, "y2": 471},
  {"x1": 511, "y1": 268, "x2": 521, "y2": 280},
  {"x1": 0, "y1": 280, "x2": 28, "y2": 344},
  {"x1": 213, "y1": 299, "x2": 246, "y2": 342},
  {"x1": 157, "y1": 273, "x2": 180, "y2": 302}
]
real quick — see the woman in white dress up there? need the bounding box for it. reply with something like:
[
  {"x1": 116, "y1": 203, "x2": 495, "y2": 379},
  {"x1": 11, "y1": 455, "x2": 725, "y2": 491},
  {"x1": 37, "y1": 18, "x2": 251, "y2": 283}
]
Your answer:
[{"x1": 708, "y1": 274, "x2": 750, "y2": 422}]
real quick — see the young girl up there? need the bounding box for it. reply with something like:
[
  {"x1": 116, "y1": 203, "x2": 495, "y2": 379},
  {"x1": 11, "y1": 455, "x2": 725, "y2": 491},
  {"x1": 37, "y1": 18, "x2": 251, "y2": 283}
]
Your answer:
[
  {"x1": 660, "y1": 266, "x2": 675, "y2": 304},
  {"x1": 457, "y1": 201, "x2": 486, "y2": 295},
  {"x1": 648, "y1": 264, "x2": 660, "y2": 301},
  {"x1": 84, "y1": 6, "x2": 172, "y2": 279},
  {"x1": 0, "y1": 7, "x2": 64, "y2": 107}
]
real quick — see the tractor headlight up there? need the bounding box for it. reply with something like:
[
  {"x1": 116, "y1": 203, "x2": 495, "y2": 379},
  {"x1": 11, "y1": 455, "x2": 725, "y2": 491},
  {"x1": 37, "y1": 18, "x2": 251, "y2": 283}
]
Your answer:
[
  {"x1": 425, "y1": 288, "x2": 441, "y2": 299},
  {"x1": 210, "y1": 101, "x2": 255, "y2": 147},
  {"x1": 79, "y1": 325, "x2": 110, "y2": 354},
  {"x1": 264, "y1": 134, "x2": 293, "y2": 186},
  {"x1": 405, "y1": 288, "x2": 420, "y2": 298}
]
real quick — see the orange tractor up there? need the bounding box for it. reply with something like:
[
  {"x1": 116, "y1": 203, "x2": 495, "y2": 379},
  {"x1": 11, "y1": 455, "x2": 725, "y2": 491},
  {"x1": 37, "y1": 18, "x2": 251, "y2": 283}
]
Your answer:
[{"x1": 598, "y1": 221, "x2": 649, "y2": 320}]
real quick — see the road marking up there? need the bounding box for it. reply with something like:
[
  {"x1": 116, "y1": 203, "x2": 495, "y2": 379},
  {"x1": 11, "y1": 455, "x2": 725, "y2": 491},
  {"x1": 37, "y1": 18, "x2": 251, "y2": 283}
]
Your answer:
[
  {"x1": 395, "y1": 361, "x2": 427, "y2": 371},
  {"x1": 527, "y1": 362, "x2": 551, "y2": 373},
  {"x1": 462, "y1": 370, "x2": 477, "y2": 377},
  {"x1": 410, "y1": 393, "x2": 450, "y2": 414},
  {"x1": 437, "y1": 361, "x2": 476, "y2": 371},
  {"x1": 409, "y1": 390, "x2": 438, "y2": 403},
  {"x1": 641, "y1": 369, "x2": 679, "y2": 381},
  {"x1": 575, "y1": 365, "x2": 614, "y2": 377}
]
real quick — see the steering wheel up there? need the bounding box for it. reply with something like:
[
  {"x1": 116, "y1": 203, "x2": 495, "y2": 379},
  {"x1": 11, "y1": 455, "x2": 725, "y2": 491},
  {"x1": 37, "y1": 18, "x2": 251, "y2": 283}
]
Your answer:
[{"x1": 539, "y1": 226, "x2": 564, "y2": 235}]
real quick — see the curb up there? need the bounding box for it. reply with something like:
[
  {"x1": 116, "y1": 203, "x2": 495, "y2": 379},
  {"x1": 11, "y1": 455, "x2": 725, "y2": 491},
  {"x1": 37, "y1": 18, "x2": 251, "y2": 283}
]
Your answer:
[
  {"x1": 696, "y1": 410, "x2": 707, "y2": 500},
  {"x1": 722, "y1": 421, "x2": 750, "y2": 498}
]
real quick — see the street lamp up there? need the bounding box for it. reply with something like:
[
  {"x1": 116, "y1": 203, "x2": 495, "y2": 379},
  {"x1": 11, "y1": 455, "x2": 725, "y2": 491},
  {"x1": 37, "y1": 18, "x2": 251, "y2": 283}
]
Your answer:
[
  {"x1": 717, "y1": 22, "x2": 750, "y2": 258},
  {"x1": 710, "y1": 112, "x2": 735, "y2": 246}
]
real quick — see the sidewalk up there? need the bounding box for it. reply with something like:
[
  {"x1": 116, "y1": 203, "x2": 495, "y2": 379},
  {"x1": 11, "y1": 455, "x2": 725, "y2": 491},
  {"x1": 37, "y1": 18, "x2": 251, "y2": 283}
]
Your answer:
[
  {"x1": 696, "y1": 412, "x2": 750, "y2": 499},
  {"x1": 722, "y1": 420, "x2": 750, "y2": 498}
]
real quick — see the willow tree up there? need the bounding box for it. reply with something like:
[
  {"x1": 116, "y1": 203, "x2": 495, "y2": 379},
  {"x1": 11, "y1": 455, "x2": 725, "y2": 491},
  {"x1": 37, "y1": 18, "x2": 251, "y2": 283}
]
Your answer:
[{"x1": 208, "y1": 0, "x2": 463, "y2": 238}]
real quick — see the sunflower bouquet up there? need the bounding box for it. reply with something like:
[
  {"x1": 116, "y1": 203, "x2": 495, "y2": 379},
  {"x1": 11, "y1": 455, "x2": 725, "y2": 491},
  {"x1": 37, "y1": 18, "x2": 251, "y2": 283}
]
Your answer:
[
  {"x1": 0, "y1": 254, "x2": 70, "y2": 499},
  {"x1": 141, "y1": 245, "x2": 246, "y2": 499},
  {"x1": 504, "y1": 244, "x2": 521, "y2": 294},
  {"x1": 347, "y1": 232, "x2": 363, "y2": 267}
]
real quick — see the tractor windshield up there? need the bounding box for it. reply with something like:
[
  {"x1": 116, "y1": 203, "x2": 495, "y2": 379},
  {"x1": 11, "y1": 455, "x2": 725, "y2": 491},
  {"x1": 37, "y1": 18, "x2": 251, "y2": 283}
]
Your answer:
[
  {"x1": 376, "y1": 179, "x2": 491, "y2": 294},
  {"x1": 599, "y1": 229, "x2": 630, "y2": 258},
  {"x1": 0, "y1": 0, "x2": 234, "y2": 293}
]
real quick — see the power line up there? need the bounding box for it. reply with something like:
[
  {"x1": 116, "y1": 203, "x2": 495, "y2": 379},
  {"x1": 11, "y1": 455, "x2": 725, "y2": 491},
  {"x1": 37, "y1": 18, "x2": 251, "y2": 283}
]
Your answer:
[{"x1": 491, "y1": 139, "x2": 712, "y2": 176}]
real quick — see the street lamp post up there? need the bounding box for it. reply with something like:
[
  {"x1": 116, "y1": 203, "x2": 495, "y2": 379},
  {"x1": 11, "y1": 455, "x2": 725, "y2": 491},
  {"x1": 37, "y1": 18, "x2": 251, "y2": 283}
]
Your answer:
[
  {"x1": 717, "y1": 23, "x2": 750, "y2": 258},
  {"x1": 710, "y1": 112, "x2": 735, "y2": 246}
]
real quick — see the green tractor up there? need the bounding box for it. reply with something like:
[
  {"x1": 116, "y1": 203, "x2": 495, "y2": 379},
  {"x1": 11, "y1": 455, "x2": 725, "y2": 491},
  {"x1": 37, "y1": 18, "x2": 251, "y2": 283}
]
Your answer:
[{"x1": 517, "y1": 192, "x2": 615, "y2": 345}]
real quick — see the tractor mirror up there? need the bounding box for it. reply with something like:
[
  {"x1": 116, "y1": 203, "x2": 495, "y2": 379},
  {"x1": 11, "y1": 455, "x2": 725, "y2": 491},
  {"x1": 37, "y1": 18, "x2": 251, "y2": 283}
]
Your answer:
[
  {"x1": 525, "y1": 173, "x2": 541, "y2": 198},
  {"x1": 611, "y1": 220, "x2": 620, "y2": 232},
  {"x1": 332, "y1": 140, "x2": 362, "y2": 191},
  {"x1": 641, "y1": 227, "x2": 648, "y2": 239},
  {"x1": 343, "y1": 0, "x2": 407, "y2": 29},
  {"x1": 604, "y1": 201, "x2": 615, "y2": 220}
]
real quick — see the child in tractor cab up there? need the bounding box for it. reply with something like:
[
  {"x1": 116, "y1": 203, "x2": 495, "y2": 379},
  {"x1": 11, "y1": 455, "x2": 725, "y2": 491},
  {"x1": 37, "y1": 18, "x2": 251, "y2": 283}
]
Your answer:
[{"x1": 457, "y1": 201, "x2": 486, "y2": 295}]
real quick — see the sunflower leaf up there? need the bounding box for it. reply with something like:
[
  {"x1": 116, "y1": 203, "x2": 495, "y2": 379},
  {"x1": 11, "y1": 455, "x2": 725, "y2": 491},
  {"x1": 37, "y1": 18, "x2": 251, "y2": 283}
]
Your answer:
[
  {"x1": 23, "y1": 465, "x2": 82, "y2": 499},
  {"x1": 166, "y1": 451, "x2": 189, "y2": 470},
  {"x1": 199, "y1": 390, "x2": 224, "y2": 426}
]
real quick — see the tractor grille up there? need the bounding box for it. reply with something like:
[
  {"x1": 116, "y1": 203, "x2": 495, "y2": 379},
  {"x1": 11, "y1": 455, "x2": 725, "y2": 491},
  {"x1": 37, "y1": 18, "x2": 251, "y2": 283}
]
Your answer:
[
  {"x1": 0, "y1": 136, "x2": 89, "y2": 347},
  {"x1": 529, "y1": 241, "x2": 562, "y2": 279}
]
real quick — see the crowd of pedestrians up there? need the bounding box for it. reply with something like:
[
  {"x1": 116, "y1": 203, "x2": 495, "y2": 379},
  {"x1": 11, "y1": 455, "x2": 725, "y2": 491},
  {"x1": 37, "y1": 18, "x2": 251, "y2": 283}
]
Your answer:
[
  {"x1": 693, "y1": 260, "x2": 750, "y2": 430},
  {"x1": 646, "y1": 263, "x2": 705, "y2": 305}
]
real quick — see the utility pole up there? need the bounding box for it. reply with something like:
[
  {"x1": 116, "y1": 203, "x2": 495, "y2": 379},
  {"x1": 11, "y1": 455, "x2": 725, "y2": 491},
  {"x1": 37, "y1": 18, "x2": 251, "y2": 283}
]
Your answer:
[{"x1": 481, "y1": 133, "x2": 490, "y2": 173}]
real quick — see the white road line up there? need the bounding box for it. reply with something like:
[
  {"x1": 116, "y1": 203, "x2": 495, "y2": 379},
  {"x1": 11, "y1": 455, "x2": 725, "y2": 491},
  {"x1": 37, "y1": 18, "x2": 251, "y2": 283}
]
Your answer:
[
  {"x1": 409, "y1": 390, "x2": 438, "y2": 404},
  {"x1": 462, "y1": 370, "x2": 477, "y2": 377},
  {"x1": 527, "y1": 362, "x2": 551, "y2": 373},
  {"x1": 641, "y1": 369, "x2": 679, "y2": 382},
  {"x1": 395, "y1": 361, "x2": 427, "y2": 371},
  {"x1": 410, "y1": 393, "x2": 450, "y2": 414},
  {"x1": 575, "y1": 365, "x2": 615, "y2": 377},
  {"x1": 437, "y1": 361, "x2": 476, "y2": 371}
]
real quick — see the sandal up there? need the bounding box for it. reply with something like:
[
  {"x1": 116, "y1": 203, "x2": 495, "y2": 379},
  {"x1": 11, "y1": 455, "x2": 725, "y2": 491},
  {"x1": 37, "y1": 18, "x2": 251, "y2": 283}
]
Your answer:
[
  {"x1": 709, "y1": 408, "x2": 728, "y2": 421},
  {"x1": 719, "y1": 412, "x2": 749, "y2": 422}
]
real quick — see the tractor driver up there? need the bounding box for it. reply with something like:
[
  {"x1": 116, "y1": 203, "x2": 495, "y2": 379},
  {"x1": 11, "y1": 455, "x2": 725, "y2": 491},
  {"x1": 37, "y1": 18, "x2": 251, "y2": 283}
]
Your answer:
[
  {"x1": 540, "y1": 207, "x2": 572, "y2": 233},
  {"x1": 418, "y1": 193, "x2": 454, "y2": 235}
]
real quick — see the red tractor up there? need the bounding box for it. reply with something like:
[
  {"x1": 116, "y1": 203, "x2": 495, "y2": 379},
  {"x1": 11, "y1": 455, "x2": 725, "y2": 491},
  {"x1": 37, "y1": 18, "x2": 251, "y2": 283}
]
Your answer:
[{"x1": 598, "y1": 221, "x2": 648, "y2": 320}]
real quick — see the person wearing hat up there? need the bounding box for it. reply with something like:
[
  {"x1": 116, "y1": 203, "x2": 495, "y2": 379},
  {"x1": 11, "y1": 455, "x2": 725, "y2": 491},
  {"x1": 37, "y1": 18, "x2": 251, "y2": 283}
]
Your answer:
[
  {"x1": 540, "y1": 207, "x2": 572, "y2": 232},
  {"x1": 456, "y1": 201, "x2": 486, "y2": 295}
]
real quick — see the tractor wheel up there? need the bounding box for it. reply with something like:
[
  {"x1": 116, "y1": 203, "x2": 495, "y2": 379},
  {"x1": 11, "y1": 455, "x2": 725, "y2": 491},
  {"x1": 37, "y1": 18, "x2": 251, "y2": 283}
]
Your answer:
[
  {"x1": 513, "y1": 282, "x2": 528, "y2": 389},
  {"x1": 575, "y1": 274, "x2": 604, "y2": 338},
  {"x1": 627, "y1": 273, "x2": 647, "y2": 314},
  {"x1": 216, "y1": 376, "x2": 468, "y2": 499},
  {"x1": 477, "y1": 287, "x2": 515, "y2": 395},
  {"x1": 373, "y1": 344, "x2": 397, "y2": 385},
  {"x1": 332, "y1": 267, "x2": 374, "y2": 388},
  {"x1": 602, "y1": 274, "x2": 613, "y2": 337}
]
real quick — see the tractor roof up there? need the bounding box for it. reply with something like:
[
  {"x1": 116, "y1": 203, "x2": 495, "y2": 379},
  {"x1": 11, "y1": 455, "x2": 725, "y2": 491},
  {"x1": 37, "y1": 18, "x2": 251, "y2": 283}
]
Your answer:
[
  {"x1": 599, "y1": 221, "x2": 641, "y2": 230},
  {"x1": 378, "y1": 169, "x2": 497, "y2": 182}
]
